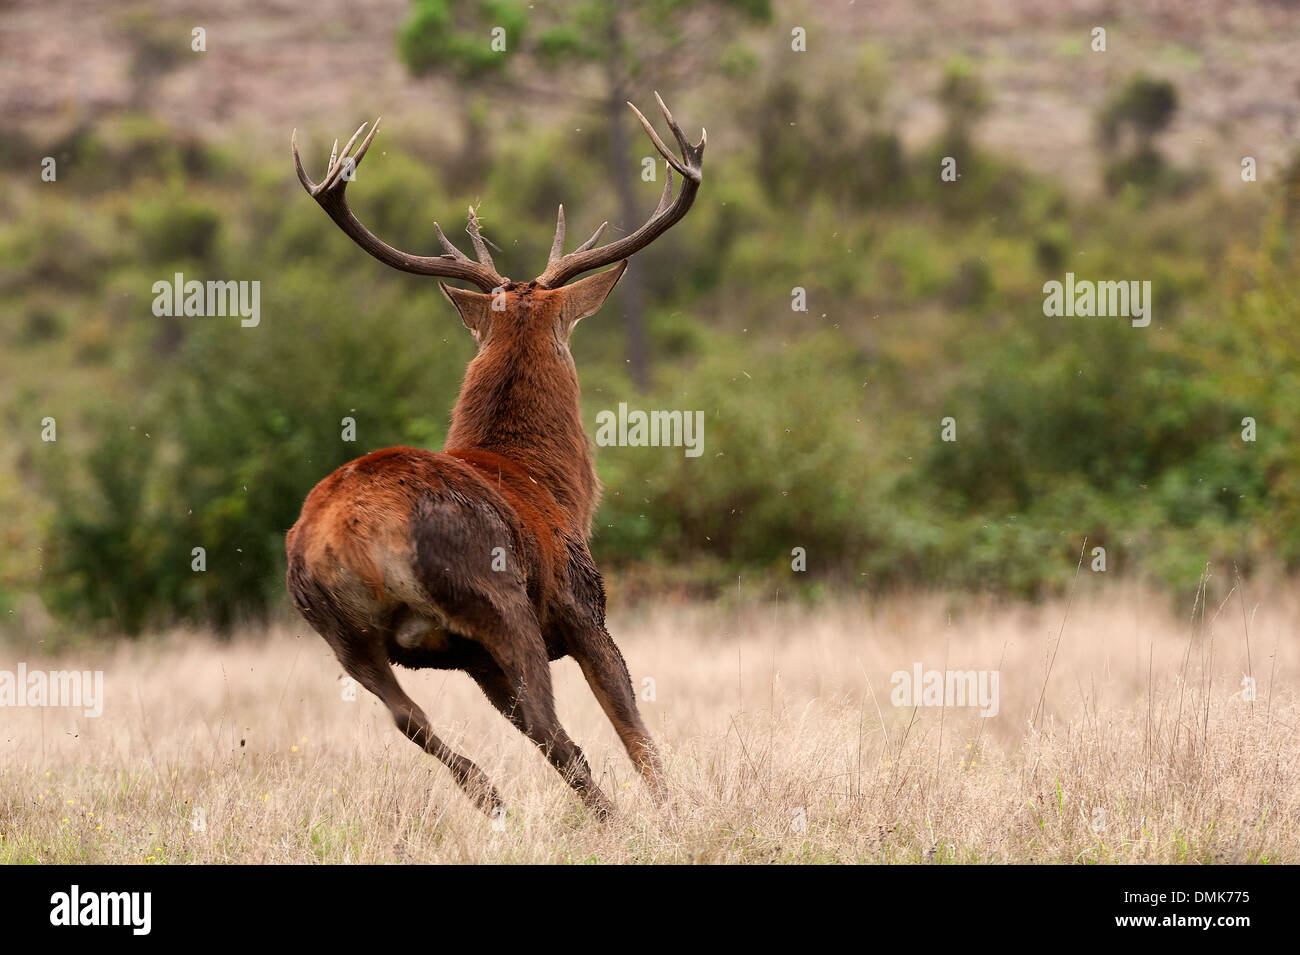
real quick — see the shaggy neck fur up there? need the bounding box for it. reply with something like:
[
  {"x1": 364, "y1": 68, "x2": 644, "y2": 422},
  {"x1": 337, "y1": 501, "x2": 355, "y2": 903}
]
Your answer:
[{"x1": 444, "y1": 289, "x2": 599, "y2": 536}]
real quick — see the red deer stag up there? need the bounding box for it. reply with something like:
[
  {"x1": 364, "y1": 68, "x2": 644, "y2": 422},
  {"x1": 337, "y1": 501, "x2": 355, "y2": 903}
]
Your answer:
[{"x1": 286, "y1": 94, "x2": 704, "y2": 816}]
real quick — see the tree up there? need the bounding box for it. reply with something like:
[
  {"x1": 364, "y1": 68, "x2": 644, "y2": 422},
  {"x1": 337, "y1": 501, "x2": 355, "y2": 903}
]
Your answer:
[
  {"x1": 1098, "y1": 75, "x2": 1178, "y2": 150},
  {"x1": 1097, "y1": 75, "x2": 1179, "y2": 194},
  {"x1": 937, "y1": 57, "x2": 990, "y2": 151},
  {"x1": 398, "y1": 0, "x2": 771, "y2": 389}
]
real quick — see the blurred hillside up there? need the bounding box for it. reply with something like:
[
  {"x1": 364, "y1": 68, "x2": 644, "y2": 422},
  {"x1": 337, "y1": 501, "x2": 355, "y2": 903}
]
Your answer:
[
  {"x1": 1, "y1": 1, "x2": 1299, "y2": 637},
  {"x1": 4, "y1": 1, "x2": 1299, "y2": 186}
]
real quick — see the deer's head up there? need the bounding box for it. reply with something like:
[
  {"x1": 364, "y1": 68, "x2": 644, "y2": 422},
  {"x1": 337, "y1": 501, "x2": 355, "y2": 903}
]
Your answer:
[
  {"x1": 292, "y1": 93, "x2": 705, "y2": 367},
  {"x1": 436, "y1": 264, "x2": 627, "y2": 358}
]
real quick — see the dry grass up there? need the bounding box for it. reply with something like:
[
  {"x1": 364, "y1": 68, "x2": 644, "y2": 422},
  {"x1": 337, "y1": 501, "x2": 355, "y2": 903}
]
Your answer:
[{"x1": 1, "y1": 580, "x2": 1296, "y2": 864}]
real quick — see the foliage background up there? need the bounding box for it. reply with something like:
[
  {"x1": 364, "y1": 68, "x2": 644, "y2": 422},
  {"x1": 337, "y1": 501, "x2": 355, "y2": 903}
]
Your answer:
[{"x1": 1, "y1": 0, "x2": 1298, "y2": 638}]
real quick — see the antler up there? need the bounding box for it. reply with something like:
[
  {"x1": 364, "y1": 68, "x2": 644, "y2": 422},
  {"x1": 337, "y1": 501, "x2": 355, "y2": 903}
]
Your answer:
[
  {"x1": 292, "y1": 119, "x2": 509, "y2": 292},
  {"x1": 535, "y1": 92, "x2": 705, "y2": 289}
]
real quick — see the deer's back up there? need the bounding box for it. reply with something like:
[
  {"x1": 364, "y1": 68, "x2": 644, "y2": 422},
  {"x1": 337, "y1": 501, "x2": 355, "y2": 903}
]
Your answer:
[{"x1": 286, "y1": 446, "x2": 570, "y2": 643}]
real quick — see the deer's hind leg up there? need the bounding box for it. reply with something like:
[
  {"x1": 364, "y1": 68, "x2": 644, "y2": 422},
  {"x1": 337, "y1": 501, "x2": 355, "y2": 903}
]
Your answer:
[
  {"x1": 345, "y1": 641, "x2": 503, "y2": 813},
  {"x1": 455, "y1": 593, "x2": 613, "y2": 817},
  {"x1": 286, "y1": 563, "x2": 502, "y2": 814},
  {"x1": 412, "y1": 494, "x2": 612, "y2": 815},
  {"x1": 558, "y1": 549, "x2": 665, "y2": 800},
  {"x1": 565, "y1": 620, "x2": 666, "y2": 801},
  {"x1": 292, "y1": 621, "x2": 499, "y2": 815}
]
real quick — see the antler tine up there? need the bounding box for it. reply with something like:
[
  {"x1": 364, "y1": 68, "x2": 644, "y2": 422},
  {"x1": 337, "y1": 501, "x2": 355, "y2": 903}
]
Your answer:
[
  {"x1": 466, "y1": 205, "x2": 497, "y2": 272},
  {"x1": 533, "y1": 93, "x2": 704, "y2": 288},
  {"x1": 321, "y1": 120, "x2": 377, "y2": 192},
  {"x1": 351, "y1": 119, "x2": 381, "y2": 167},
  {"x1": 551, "y1": 205, "x2": 608, "y2": 261},
  {"x1": 573, "y1": 221, "x2": 608, "y2": 254},
  {"x1": 654, "y1": 164, "x2": 675, "y2": 216},
  {"x1": 627, "y1": 100, "x2": 691, "y2": 179},
  {"x1": 433, "y1": 222, "x2": 472, "y2": 261},
  {"x1": 292, "y1": 119, "x2": 509, "y2": 291},
  {"x1": 653, "y1": 91, "x2": 704, "y2": 174},
  {"x1": 548, "y1": 205, "x2": 566, "y2": 265},
  {"x1": 291, "y1": 128, "x2": 315, "y2": 191}
]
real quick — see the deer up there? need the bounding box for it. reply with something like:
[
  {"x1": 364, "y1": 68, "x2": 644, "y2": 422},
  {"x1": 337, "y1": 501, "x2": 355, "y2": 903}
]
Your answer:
[{"x1": 285, "y1": 94, "x2": 704, "y2": 817}]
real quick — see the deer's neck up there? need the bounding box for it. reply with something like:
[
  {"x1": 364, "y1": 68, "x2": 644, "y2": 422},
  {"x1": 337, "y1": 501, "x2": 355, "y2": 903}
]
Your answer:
[{"x1": 444, "y1": 348, "x2": 598, "y2": 536}]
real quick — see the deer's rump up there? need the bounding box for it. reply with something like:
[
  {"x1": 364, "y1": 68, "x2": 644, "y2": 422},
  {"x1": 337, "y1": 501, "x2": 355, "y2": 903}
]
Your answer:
[{"x1": 286, "y1": 445, "x2": 561, "y2": 670}]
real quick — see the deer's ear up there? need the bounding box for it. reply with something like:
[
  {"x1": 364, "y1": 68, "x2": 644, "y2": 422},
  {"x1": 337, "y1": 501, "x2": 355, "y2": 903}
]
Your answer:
[
  {"x1": 561, "y1": 261, "x2": 628, "y2": 333},
  {"x1": 439, "y1": 282, "x2": 496, "y2": 339}
]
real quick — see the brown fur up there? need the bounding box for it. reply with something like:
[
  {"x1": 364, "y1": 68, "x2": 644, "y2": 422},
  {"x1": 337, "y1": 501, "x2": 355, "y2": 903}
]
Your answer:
[{"x1": 286, "y1": 263, "x2": 665, "y2": 815}]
